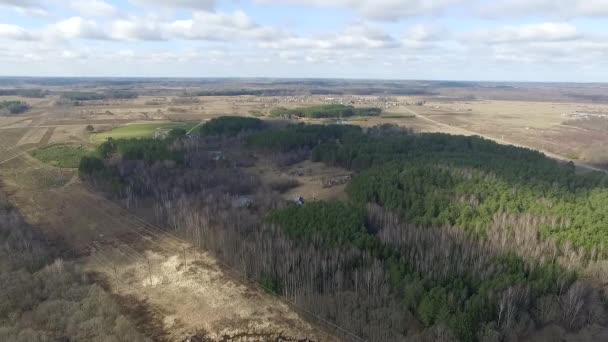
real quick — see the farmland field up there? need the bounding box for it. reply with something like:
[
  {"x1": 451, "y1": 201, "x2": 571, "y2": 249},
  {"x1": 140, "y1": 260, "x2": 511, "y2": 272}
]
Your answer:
[
  {"x1": 92, "y1": 121, "x2": 198, "y2": 142},
  {"x1": 31, "y1": 144, "x2": 92, "y2": 168},
  {"x1": 1, "y1": 78, "x2": 608, "y2": 341}
]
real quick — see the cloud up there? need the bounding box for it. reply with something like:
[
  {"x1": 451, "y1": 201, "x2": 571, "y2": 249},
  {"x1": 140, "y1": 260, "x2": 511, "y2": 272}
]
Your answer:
[
  {"x1": 0, "y1": 0, "x2": 41, "y2": 8},
  {"x1": 0, "y1": 9, "x2": 287, "y2": 43},
  {"x1": 49, "y1": 16, "x2": 109, "y2": 40},
  {"x1": 169, "y1": 10, "x2": 286, "y2": 41},
  {"x1": 130, "y1": 0, "x2": 215, "y2": 10},
  {"x1": 466, "y1": 23, "x2": 581, "y2": 44},
  {"x1": 0, "y1": 24, "x2": 37, "y2": 40},
  {"x1": 260, "y1": 23, "x2": 399, "y2": 50},
  {"x1": 476, "y1": 0, "x2": 608, "y2": 19},
  {"x1": 69, "y1": 0, "x2": 117, "y2": 18},
  {"x1": 0, "y1": 0, "x2": 47, "y2": 15},
  {"x1": 404, "y1": 23, "x2": 447, "y2": 42},
  {"x1": 255, "y1": 0, "x2": 608, "y2": 20},
  {"x1": 255, "y1": 0, "x2": 459, "y2": 20},
  {"x1": 111, "y1": 17, "x2": 166, "y2": 40},
  {"x1": 107, "y1": 10, "x2": 286, "y2": 41}
]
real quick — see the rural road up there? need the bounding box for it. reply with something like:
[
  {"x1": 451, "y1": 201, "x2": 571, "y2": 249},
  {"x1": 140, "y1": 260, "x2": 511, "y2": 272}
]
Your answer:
[{"x1": 403, "y1": 107, "x2": 607, "y2": 173}]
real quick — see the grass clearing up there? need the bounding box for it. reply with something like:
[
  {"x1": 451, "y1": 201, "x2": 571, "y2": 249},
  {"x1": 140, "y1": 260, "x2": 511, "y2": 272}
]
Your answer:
[
  {"x1": 92, "y1": 122, "x2": 197, "y2": 142},
  {"x1": 31, "y1": 144, "x2": 91, "y2": 168},
  {"x1": 380, "y1": 112, "x2": 416, "y2": 119}
]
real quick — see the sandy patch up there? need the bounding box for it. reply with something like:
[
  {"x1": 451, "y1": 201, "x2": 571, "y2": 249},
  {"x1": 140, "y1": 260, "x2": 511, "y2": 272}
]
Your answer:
[{"x1": 86, "y1": 237, "x2": 333, "y2": 341}]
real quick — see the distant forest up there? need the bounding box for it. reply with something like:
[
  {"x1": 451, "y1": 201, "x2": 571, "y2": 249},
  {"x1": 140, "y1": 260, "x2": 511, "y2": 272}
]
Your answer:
[
  {"x1": 0, "y1": 101, "x2": 30, "y2": 115},
  {"x1": 270, "y1": 104, "x2": 382, "y2": 118},
  {"x1": 81, "y1": 117, "x2": 608, "y2": 341}
]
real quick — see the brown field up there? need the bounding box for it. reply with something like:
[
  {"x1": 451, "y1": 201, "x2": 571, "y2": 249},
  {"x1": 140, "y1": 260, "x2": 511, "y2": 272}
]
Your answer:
[
  {"x1": 16, "y1": 127, "x2": 49, "y2": 146},
  {"x1": 2, "y1": 79, "x2": 608, "y2": 340}
]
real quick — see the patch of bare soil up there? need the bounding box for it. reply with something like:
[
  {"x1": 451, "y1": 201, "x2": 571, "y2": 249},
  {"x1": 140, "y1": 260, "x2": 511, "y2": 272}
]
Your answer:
[
  {"x1": 0, "y1": 168, "x2": 334, "y2": 341},
  {"x1": 252, "y1": 158, "x2": 350, "y2": 202},
  {"x1": 85, "y1": 235, "x2": 332, "y2": 341}
]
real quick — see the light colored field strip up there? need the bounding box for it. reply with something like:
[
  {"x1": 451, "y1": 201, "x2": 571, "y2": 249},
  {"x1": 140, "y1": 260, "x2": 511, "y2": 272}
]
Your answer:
[
  {"x1": 403, "y1": 106, "x2": 607, "y2": 173},
  {"x1": 0, "y1": 148, "x2": 36, "y2": 165},
  {"x1": 16, "y1": 127, "x2": 48, "y2": 146}
]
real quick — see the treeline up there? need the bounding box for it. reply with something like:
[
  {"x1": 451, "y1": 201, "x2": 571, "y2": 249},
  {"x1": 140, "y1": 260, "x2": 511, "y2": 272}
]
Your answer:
[
  {"x1": 60, "y1": 90, "x2": 138, "y2": 103},
  {"x1": 200, "y1": 116, "x2": 264, "y2": 136},
  {"x1": 0, "y1": 89, "x2": 47, "y2": 98},
  {"x1": 0, "y1": 100, "x2": 30, "y2": 115},
  {"x1": 0, "y1": 189, "x2": 149, "y2": 341},
  {"x1": 79, "y1": 137, "x2": 183, "y2": 182},
  {"x1": 80, "y1": 118, "x2": 608, "y2": 341},
  {"x1": 270, "y1": 104, "x2": 382, "y2": 118},
  {"x1": 247, "y1": 123, "x2": 360, "y2": 152},
  {"x1": 304, "y1": 124, "x2": 608, "y2": 255},
  {"x1": 187, "y1": 89, "x2": 293, "y2": 96}
]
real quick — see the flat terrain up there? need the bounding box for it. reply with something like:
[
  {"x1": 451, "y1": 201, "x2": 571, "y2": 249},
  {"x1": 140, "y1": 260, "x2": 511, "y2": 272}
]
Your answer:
[
  {"x1": 93, "y1": 121, "x2": 198, "y2": 142},
  {"x1": 1, "y1": 80, "x2": 608, "y2": 340}
]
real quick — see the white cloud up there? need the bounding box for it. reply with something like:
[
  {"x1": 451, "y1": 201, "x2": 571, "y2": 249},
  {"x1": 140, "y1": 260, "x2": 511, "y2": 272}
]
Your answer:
[
  {"x1": 256, "y1": 0, "x2": 459, "y2": 20},
  {"x1": 0, "y1": 10, "x2": 288, "y2": 43},
  {"x1": 131, "y1": 0, "x2": 215, "y2": 10},
  {"x1": 0, "y1": 23, "x2": 36, "y2": 40},
  {"x1": 168, "y1": 10, "x2": 287, "y2": 41},
  {"x1": 69, "y1": 0, "x2": 117, "y2": 18},
  {"x1": 260, "y1": 23, "x2": 398, "y2": 50},
  {"x1": 466, "y1": 23, "x2": 581, "y2": 44},
  {"x1": 477, "y1": 0, "x2": 608, "y2": 19},
  {"x1": 49, "y1": 17, "x2": 109, "y2": 40},
  {"x1": 404, "y1": 23, "x2": 446, "y2": 41},
  {"x1": 111, "y1": 18, "x2": 166, "y2": 40},
  {"x1": 0, "y1": 0, "x2": 607, "y2": 80},
  {"x1": 0, "y1": 0, "x2": 47, "y2": 15},
  {"x1": 0, "y1": 0, "x2": 41, "y2": 8},
  {"x1": 256, "y1": 0, "x2": 608, "y2": 19}
]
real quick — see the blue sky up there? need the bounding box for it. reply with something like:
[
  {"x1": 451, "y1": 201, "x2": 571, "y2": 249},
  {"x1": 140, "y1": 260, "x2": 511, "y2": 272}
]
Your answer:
[{"x1": 0, "y1": 0, "x2": 607, "y2": 81}]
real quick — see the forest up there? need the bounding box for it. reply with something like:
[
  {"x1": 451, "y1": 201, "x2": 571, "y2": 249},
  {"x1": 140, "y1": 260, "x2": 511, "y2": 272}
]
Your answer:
[
  {"x1": 270, "y1": 104, "x2": 382, "y2": 118},
  {"x1": 0, "y1": 89, "x2": 47, "y2": 98},
  {"x1": 59, "y1": 90, "x2": 138, "y2": 104},
  {"x1": 0, "y1": 188, "x2": 149, "y2": 342},
  {"x1": 0, "y1": 100, "x2": 30, "y2": 115},
  {"x1": 200, "y1": 116, "x2": 265, "y2": 136},
  {"x1": 80, "y1": 118, "x2": 608, "y2": 341}
]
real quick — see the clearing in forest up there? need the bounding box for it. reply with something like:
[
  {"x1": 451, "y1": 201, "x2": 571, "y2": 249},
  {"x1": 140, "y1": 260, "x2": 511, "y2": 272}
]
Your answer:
[{"x1": 92, "y1": 122, "x2": 197, "y2": 142}]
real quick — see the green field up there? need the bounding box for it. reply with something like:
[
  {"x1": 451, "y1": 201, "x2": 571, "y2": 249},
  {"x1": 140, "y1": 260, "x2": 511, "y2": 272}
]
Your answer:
[
  {"x1": 31, "y1": 144, "x2": 92, "y2": 168},
  {"x1": 92, "y1": 122, "x2": 198, "y2": 142},
  {"x1": 380, "y1": 113, "x2": 416, "y2": 118}
]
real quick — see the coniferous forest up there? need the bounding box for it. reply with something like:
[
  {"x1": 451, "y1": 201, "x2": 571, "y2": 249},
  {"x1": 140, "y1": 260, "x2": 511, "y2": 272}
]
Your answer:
[{"x1": 81, "y1": 118, "x2": 608, "y2": 341}]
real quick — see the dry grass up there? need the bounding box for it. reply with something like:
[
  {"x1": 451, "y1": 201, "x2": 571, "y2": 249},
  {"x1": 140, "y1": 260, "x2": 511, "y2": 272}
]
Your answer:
[
  {"x1": 85, "y1": 239, "x2": 332, "y2": 341},
  {"x1": 16, "y1": 127, "x2": 48, "y2": 146},
  {"x1": 251, "y1": 158, "x2": 350, "y2": 202}
]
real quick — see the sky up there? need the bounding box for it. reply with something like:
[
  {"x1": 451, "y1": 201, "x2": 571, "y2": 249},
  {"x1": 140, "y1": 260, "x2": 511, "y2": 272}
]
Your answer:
[{"x1": 0, "y1": 0, "x2": 607, "y2": 82}]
